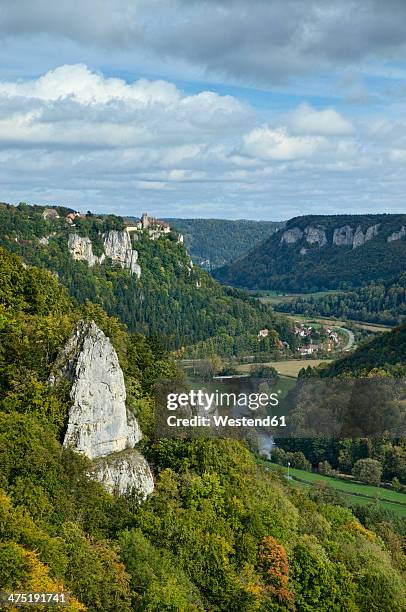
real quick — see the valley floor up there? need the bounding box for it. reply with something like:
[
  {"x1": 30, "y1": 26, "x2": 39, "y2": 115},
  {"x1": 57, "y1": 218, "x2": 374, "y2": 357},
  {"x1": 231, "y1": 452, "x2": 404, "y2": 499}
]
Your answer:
[
  {"x1": 263, "y1": 462, "x2": 406, "y2": 518},
  {"x1": 253, "y1": 290, "x2": 394, "y2": 333}
]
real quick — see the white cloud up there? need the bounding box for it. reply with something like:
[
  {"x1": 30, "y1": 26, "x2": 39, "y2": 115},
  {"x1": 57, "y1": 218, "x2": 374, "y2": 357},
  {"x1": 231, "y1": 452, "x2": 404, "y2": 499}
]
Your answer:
[
  {"x1": 0, "y1": 64, "x2": 180, "y2": 106},
  {"x1": 389, "y1": 148, "x2": 406, "y2": 162},
  {"x1": 242, "y1": 126, "x2": 324, "y2": 161},
  {"x1": 135, "y1": 181, "x2": 168, "y2": 190},
  {"x1": 288, "y1": 103, "x2": 353, "y2": 136},
  {"x1": 0, "y1": 64, "x2": 404, "y2": 219},
  {"x1": 0, "y1": 64, "x2": 251, "y2": 150}
]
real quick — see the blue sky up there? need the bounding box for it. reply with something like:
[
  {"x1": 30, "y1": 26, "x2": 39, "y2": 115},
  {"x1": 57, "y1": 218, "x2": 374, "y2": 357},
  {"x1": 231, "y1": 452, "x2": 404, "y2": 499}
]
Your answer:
[{"x1": 1, "y1": 0, "x2": 406, "y2": 220}]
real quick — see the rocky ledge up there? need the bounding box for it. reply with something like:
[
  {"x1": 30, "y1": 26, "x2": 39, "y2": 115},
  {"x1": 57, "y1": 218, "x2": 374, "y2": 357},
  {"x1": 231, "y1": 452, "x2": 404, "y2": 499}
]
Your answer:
[{"x1": 68, "y1": 234, "x2": 104, "y2": 267}]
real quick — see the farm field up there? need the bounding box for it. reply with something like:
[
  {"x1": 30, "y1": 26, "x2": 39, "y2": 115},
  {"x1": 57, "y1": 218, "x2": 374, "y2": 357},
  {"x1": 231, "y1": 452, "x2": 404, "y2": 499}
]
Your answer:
[
  {"x1": 264, "y1": 462, "x2": 406, "y2": 517},
  {"x1": 236, "y1": 359, "x2": 331, "y2": 378}
]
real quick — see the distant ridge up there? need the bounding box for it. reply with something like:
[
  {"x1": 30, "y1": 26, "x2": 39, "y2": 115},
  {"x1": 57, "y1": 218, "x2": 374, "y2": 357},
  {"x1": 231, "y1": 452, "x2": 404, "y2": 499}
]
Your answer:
[
  {"x1": 163, "y1": 217, "x2": 284, "y2": 269},
  {"x1": 213, "y1": 213, "x2": 406, "y2": 291}
]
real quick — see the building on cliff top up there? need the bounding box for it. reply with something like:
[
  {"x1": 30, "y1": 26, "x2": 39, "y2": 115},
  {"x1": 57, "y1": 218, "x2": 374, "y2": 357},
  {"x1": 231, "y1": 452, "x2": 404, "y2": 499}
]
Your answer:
[
  {"x1": 140, "y1": 212, "x2": 170, "y2": 232},
  {"x1": 125, "y1": 212, "x2": 172, "y2": 239},
  {"x1": 42, "y1": 208, "x2": 59, "y2": 220}
]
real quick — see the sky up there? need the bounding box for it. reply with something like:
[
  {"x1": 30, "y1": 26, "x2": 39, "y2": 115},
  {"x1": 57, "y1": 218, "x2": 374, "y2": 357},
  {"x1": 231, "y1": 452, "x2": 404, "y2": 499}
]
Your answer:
[{"x1": 1, "y1": 0, "x2": 406, "y2": 220}]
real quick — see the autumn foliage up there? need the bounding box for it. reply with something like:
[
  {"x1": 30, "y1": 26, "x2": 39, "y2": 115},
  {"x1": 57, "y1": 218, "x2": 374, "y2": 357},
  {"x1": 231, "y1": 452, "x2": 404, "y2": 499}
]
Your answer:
[{"x1": 258, "y1": 536, "x2": 295, "y2": 608}]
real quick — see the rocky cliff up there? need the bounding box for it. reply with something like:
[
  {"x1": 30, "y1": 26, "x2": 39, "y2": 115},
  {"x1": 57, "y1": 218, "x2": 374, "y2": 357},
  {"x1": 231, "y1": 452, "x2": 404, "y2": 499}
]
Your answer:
[
  {"x1": 279, "y1": 220, "x2": 405, "y2": 251},
  {"x1": 331, "y1": 223, "x2": 380, "y2": 248},
  {"x1": 388, "y1": 226, "x2": 406, "y2": 242},
  {"x1": 68, "y1": 234, "x2": 104, "y2": 267},
  {"x1": 280, "y1": 222, "x2": 382, "y2": 250},
  {"x1": 67, "y1": 230, "x2": 141, "y2": 277},
  {"x1": 51, "y1": 320, "x2": 153, "y2": 497},
  {"x1": 103, "y1": 230, "x2": 141, "y2": 277}
]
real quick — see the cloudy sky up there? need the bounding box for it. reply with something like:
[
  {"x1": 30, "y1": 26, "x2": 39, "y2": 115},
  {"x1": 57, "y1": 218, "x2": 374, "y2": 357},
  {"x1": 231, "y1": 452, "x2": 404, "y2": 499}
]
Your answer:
[{"x1": 1, "y1": 0, "x2": 406, "y2": 219}]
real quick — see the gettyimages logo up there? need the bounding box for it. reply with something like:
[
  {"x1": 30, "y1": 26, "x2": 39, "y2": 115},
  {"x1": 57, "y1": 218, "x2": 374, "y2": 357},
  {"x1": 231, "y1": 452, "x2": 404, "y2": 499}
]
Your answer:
[
  {"x1": 154, "y1": 377, "x2": 406, "y2": 440},
  {"x1": 154, "y1": 378, "x2": 286, "y2": 439},
  {"x1": 166, "y1": 388, "x2": 280, "y2": 411}
]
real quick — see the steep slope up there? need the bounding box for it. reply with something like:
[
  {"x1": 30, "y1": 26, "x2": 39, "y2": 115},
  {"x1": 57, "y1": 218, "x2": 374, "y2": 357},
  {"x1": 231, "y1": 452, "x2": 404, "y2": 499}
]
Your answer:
[
  {"x1": 0, "y1": 202, "x2": 294, "y2": 354},
  {"x1": 214, "y1": 213, "x2": 406, "y2": 291},
  {"x1": 164, "y1": 217, "x2": 284, "y2": 269}
]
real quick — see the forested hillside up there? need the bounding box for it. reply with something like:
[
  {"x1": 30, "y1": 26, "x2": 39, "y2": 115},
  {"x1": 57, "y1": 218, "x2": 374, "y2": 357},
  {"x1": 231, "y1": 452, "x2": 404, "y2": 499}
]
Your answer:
[
  {"x1": 0, "y1": 203, "x2": 293, "y2": 355},
  {"x1": 165, "y1": 218, "x2": 284, "y2": 269},
  {"x1": 320, "y1": 321, "x2": 406, "y2": 378},
  {"x1": 1, "y1": 246, "x2": 405, "y2": 610},
  {"x1": 214, "y1": 214, "x2": 406, "y2": 291},
  {"x1": 276, "y1": 273, "x2": 406, "y2": 326}
]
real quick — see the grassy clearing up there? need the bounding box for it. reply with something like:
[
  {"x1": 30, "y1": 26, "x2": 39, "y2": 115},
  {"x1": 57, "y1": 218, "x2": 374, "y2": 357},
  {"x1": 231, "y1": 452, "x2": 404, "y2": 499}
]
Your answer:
[
  {"x1": 282, "y1": 313, "x2": 392, "y2": 333},
  {"x1": 264, "y1": 462, "x2": 406, "y2": 517},
  {"x1": 252, "y1": 291, "x2": 393, "y2": 333},
  {"x1": 236, "y1": 359, "x2": 331, "y2": 378},
  {"x1": 252, "y1": 289, "x2": 345, "y2": 305}
]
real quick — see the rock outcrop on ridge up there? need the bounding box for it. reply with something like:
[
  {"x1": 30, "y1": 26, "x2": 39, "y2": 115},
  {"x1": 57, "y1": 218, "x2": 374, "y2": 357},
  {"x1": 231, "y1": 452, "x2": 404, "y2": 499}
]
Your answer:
[
  {"x1": 387, "y1": 226, "x2": 406, "y2": 242},
  {"x1": 103, "y1": 230, "x2": 141, "y2": 277},
  {"x1": 51, "y1": 320, "x2": 153, "y2": 497},
  {"x1": 68, "y1": 234, "x2": 104, "y2": 267},
  {"x1": 276, "y1": 220, "x2": 405, "y2": 251},
  {"x1": 67, "y1": 230, "x2": 141, "y2": 277}
]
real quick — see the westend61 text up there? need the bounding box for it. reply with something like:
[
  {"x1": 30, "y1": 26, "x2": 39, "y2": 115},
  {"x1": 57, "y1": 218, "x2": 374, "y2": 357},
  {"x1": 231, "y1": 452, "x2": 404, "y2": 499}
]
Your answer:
[{"x1": 166, "y1": 414, "x2": 286, "y2": 428}]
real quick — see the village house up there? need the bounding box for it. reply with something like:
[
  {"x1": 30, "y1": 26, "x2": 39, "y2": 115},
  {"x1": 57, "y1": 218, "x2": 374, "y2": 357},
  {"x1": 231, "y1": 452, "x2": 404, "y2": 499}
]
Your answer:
[
  {"x1": 294, "y1": 324, "x2": 313, "y2": 338},
  {"x1": 329, "y1": 331, "x2": 339, "y2": 343},
  {"x1": 42, "y1": 208, "x2": 59, "y2": 220},
  {"x1": 65, "y1": 212, "x2": 81, "y2": 224},
  {"x1": 298, "y1": 346, "x2": 315, "y2": 356}
]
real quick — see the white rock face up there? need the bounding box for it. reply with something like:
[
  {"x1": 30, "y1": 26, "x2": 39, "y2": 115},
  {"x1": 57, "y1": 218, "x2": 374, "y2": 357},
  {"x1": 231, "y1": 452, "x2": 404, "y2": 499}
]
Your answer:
[
  {"x1": 52, "y1": 321, "x2": 153, "y2": 497},
  {"x1": 280, "y1": 222, "x2": 382, "y2": 250},
  {"x1": 304, "y1": 226, "x2": 327, "y2": 247},
  {"x1": 365, "y1": 224, "x2": 380, "y2": 242},
  {"x1": 387, "y1": 226, "x2": 406, "y2": 242},
  {"x1": 92, "y1": 450, "x2": 154, "y2": 498},
  {"x1": 352, "y1": 224, "x2": 380, "y2": 249},
  {"x1": 103, "y1": 230, "x2": 141, "y2": 277},
  {"x1": 352, "y1": 225, "x2": 365, "y2": 249},
  {"x1": 61, "y1": 321, "x2": 141, "y2": 459},
  {"x1": 68, "y1": 234, "x2": 103, "y2": 267},
  {"x1": 68, "y1": 231, "x2": 141, "y2": 276},
  {"x1": 280, "y1": 227, "x2": 303, "y2": 244},
  {"x1": 333, "y1": 225, "x2": 354, "y2": 246}
]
